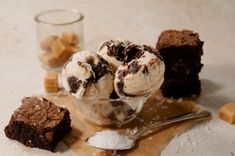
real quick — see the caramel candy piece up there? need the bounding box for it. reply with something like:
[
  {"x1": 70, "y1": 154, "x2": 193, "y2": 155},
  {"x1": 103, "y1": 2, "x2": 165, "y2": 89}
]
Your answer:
[
  {"x1": 62, "y1": 31, "x2": 79, "y2": 45},
  {"x1": 51, "y1": 38, "x2": 67, "y2": 58},
  {"x1": 218, "y1": 103, "x2": 235, "y2": 124},
  {"x1": 44, "y1": 72, "x2": 58, "y2": 93},
  {"x1": 40, "y1": 35, "x2": 58, "y2": 52},
  {"x1": 51, "y1": 38, "x2": 76, "y2": 63},
  {"x1": 67, "y1": 45, "x2": 81, "y2": 53},
  {"x1": 39, "y1": 52, "x2": 63, "y2": 68}
]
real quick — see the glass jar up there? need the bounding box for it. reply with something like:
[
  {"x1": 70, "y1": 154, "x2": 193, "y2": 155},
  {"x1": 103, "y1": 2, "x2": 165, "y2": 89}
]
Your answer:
[{"x1": 35, "y1": 9, "x2": 84, "y2": 72}]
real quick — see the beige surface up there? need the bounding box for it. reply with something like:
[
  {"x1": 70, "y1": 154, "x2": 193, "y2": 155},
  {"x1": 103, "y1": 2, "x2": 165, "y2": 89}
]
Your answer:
[
  {"x1": 0, "y1": 0, "x2": 235, "y2": 156},
  {"x1": 47, "y1": 92, "x2": 209, "y2": 156}
]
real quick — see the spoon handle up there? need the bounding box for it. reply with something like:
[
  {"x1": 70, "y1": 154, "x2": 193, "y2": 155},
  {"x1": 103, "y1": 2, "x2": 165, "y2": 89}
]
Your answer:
[{"x1": 131, "y1": 110, "x2": 211, "y2": 140}]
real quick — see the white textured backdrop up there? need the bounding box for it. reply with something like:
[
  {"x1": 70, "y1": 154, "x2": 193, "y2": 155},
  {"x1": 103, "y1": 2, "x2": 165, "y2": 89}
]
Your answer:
[{"x1": 0, "y1": 0, "x2": 235, "y2": 155}]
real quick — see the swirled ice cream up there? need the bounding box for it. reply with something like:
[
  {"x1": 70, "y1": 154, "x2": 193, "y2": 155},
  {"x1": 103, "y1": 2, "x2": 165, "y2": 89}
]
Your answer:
[
  {"x1": 97, "y1": 39, "x2": 142, "y2": 72},
  {"x1": 62, "y1": 51, "x2": 114, "y2": 99},
  {"x1": 114, "y1": 45, "x2": 165, "y2": 97}
]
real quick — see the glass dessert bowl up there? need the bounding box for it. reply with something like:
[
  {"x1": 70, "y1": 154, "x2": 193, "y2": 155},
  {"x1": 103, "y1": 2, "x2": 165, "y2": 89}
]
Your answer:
[{"x1": 75, "y1": 93, "x2": 152, "y2": 127}]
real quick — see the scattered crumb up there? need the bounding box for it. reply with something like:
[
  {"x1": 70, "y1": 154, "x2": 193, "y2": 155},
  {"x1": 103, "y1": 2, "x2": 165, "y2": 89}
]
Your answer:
[
  {"x1": 177, "y1": 98, "x2": 183, "y2": 102},
  {"x1": 148, "y1": 137, "x2": 152, "y2": 141}
]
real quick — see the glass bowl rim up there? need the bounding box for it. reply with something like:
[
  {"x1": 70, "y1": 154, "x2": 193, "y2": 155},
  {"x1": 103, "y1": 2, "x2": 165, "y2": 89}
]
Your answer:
[
  {"x1": 34, "y1": 9, "x2": 84, "y2": 26},
  {"x1": 73, "y1": 92, "x2": 153, "y2": 102}
]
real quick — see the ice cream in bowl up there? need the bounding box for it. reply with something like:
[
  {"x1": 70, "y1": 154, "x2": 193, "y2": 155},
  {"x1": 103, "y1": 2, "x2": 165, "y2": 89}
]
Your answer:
[{"x1": 62, "y1": 39, "x2": 165, "y2": 126}]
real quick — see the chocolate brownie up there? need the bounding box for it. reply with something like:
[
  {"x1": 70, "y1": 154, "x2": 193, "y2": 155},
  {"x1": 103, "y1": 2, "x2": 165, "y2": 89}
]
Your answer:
[
  {"x1": 4, "y1": 97, "x2": 71, "y2": 152},
  {"x1": 156, "y1": 30, "x2": 203, "y2": 98}
]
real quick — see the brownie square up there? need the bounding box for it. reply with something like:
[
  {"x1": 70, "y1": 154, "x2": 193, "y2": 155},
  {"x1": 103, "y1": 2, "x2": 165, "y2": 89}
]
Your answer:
[
  {"x1": 4, "y1": 97, "x2": 71, "y2": 152},
  {"x1": 156, "y1": 30, "x2": 203, "y2": 98}
]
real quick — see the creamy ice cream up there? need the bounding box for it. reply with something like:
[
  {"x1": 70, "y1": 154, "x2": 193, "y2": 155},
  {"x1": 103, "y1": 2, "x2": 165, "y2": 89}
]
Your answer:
[
  {"x1": 97, "y1": 39, "x2": 137, "y2": 72},
  {"x1": 62, "y1": 51, "x2": 114, "y2": 99},
  {"x1": 114, "y1": 45, "x2": 165, "y2": 97}
]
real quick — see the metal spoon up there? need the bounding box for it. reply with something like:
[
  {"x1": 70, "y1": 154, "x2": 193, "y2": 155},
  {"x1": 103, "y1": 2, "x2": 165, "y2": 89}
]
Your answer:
[{"x1": 86, "y1": 110, "x2": 211, "y2": 150}]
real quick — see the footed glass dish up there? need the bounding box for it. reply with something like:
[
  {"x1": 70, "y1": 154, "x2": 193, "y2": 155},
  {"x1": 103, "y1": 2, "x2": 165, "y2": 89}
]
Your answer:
[{"x1": 75, "y1": 93, "x2": 152, "y2": 126}]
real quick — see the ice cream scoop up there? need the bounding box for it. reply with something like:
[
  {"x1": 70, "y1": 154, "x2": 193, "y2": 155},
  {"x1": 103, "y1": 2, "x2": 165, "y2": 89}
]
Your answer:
[
  {"x1": 97, "y1": 39, "x2": 140, "y2": 72},
  {"x1": 114, "y1": 45, "x2": 165, "y2": 97},
  {"x1": 62, "y1": 51, "x2": 114, "y2": 99}
]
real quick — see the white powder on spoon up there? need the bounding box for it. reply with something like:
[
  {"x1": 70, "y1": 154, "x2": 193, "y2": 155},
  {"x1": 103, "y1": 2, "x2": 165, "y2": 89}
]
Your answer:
[{"x1": 86, "y1": 130, "x2": 134, "y2": 150}]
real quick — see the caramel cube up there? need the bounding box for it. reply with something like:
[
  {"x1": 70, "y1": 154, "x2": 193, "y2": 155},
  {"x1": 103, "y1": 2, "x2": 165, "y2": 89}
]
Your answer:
[
  {"x1": 51, "y1": 38, "x2": 75, "y2": 63},
  {"x1": 40, "y1": 35, "x2": 58, "y2": 52},
  {"x1": 218, "y1": 103, "x2": 235, "y2": 124},
  {"x1": 44, "y1": 72, "x2": 58, "y2": 93},
  {"x1": 66, "y1": 45, "x2": 81, "y2": 53},
  {"x1": 50, "y1": 38, "x2": 67, "y2": 58},
  {"x1": 39, "y1": 52, "x2": 63, "y2": 68},
  {"x1": 62, "y1": 31, "x2": 79, "y2": 45}
]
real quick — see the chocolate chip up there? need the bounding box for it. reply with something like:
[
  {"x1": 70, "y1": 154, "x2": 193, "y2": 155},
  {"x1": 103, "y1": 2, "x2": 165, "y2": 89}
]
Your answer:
[
  {"x1": 109, "y1": 43, "x2": 125, "y2": 61},
  {"x1": 117, "y1": 81, "x2": 124, "y2": 94},
  {"x1": 128, "y1": 60, "x2": 140, "y2": 74},
  {"x1": 142, "y1": 65, "x2": 149, "y2": 75},
  {"x1": 67, "y1": 76, "x2": 82, "y2": 93},
  {"x1": 81, "y1": 55, "x2": 112, "y2": 88},
  {"x1": 125, "y1": 44, "x2": 143, "y2": 63},
  {"x1": 117, "y1": 69, "x2": 128, "y2": 80},
  {"x1": 86, "y1": 57, "x2": 95, "y2": 67},
  {"x1": 143, "y1": 45, "x2": 163, "y2": 61},
  {"x1": 84, "y1": 74, "x2": 95, "y2": 88},
  {"x1": 92, "y1": 56, "x2": 111, "y2": 81}
]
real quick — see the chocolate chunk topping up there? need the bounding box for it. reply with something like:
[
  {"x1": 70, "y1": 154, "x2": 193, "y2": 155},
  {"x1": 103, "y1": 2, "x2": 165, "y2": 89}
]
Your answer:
[
  {"x1": 81, "y1": 55, "x2": 112, "y2": 88},
  {"x1": 128, "y1": 60, "x2": 140, "y2": 74},
  {"x1": 101, "y1": 40, "x2": 145, "y2": 64},
  {"x1": 142, "y1": 65, "x2": 149, "y2": 75},
  {"x1": 143, "y1": 45, "x2": 163, "y2": 61},
  {"x1": 67, "y1": 76, "x2": 82, "y2": 93},
  {"x1": 117, "y1": 81, "x2": 124, "y2": 94},
  {"x1": 94, "y1": 56, "x2": 112, "y2": 80},
  {"x1": 105, "y1": 40, "x2": 126, "y2": 61},
  {"x1": 117, "y1": 61, "x2": 141, "y2": 79},
  {"x1": 125, "y1": 44, "x2": 144, "y2": 63},
  {"x1": 73, "y1": 55, "x2": 112, "y2": 89},
  {"x1": 87, "y1": 56, "x2": 95, "y2": 66},
  {"x1": 117, "y1": 69, "x2": 128, "y2": 80}
]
